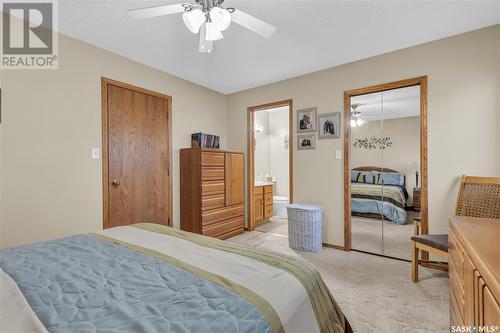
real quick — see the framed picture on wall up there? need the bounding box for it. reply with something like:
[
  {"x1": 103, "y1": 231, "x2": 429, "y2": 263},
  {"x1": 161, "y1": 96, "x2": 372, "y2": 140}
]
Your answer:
[
  {"x1": 297, "y1": 134, "x2": 316, "y2": 150},
  {"x1": 297, "y1": 107, "x2": 317, "y2": 133},
  {"x1": 318, "y1": 112, "x2": 341, "y2": 139}
]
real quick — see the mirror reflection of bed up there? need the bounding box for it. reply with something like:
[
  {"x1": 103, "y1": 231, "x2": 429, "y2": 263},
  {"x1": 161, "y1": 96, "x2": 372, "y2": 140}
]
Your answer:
[
  {"x1": 350, "y1": 85, "x2": 421, "y2": 260},
  {"x1": 351, "y1": 166, "x2": 419, "y2": 260}
]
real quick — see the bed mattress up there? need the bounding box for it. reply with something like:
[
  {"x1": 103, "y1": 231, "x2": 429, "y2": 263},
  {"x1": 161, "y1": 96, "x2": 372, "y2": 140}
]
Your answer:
[{"x1": 0, "y1": 223, "x2": 351, "y2": 333}]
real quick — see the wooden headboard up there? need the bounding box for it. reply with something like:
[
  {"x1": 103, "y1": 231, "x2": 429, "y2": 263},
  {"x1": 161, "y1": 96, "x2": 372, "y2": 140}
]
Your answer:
[{"x1": 353, "y1": 166, "x2": 399, "y2": 173}]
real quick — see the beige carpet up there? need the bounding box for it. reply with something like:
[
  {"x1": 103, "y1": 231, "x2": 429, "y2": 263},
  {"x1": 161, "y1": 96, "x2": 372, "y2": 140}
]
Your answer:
[
  {"x1": 351, "y1": 216, "x2": 415, "y2": 260},
  {"x1": 229, "y1": 219, "x2": 449, "y2": 333},
  {"x1": 255, "y1": 217, "x2": 288, "y2": 236}
]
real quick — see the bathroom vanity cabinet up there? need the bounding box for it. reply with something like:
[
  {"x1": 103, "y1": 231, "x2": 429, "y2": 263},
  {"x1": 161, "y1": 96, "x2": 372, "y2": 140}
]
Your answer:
[{"x1": 254, "y1": 185, "x2": 273, "y2": 225}]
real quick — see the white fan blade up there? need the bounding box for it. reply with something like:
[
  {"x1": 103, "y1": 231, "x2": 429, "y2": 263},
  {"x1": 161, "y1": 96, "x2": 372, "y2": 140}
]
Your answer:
[
  {"x1": 127, "y1": 3, "x2": 187, "y2": 20},
  {"x1": 230, "y1": 9, "x2": 276, "y2": 38}
]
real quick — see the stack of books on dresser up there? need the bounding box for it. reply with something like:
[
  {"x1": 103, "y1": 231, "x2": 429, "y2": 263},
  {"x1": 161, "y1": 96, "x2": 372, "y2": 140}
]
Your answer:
[{"x1": 191, "y1": 132, "x2": 220, "y2": 148}]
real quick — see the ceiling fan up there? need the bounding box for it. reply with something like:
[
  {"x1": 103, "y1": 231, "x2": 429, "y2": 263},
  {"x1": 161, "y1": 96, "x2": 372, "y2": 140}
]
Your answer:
[
  {"x1": 127, "y1": 0, "x2": 277, "y2": 53},
  {"x1": 350, "y1": 104, "x2": 366, "y2": 127}
]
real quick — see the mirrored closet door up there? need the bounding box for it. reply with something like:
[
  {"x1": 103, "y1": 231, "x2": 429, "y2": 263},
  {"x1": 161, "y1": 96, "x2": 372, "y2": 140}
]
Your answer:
[{"x1": 349, "y1": 85, "x2": 422, "y2": 260}]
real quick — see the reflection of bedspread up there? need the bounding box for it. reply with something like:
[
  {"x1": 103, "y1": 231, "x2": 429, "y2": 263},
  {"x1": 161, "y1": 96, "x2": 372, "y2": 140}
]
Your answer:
[
  {"x1": 351, "y1": 183, "x2": 407, "y2": 224},
  {"x1": 0, "y1": 223, "x2": 349, "y2": 333}
]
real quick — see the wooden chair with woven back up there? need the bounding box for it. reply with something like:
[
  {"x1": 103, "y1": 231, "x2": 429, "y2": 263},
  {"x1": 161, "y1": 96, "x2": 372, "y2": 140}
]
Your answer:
[{"x1": 411, "y1": 175, "x2": 500, "y2": 282}]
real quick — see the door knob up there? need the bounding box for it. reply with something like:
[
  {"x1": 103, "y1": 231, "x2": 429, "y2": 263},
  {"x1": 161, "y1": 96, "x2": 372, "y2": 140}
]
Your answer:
[{"x1": 111, "y1": 180, "x2": 120, "y2": 187}]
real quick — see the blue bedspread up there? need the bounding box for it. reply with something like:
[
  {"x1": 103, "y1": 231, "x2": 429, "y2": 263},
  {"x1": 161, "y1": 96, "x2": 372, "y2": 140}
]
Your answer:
[
  {"x1": 351, "y1": 198, "x2": 407, "y2": 224},
  {"x1": 0, "y1": 235, "x2": 272, "y2": 333},
  {"x1": 351, "y1": 183, "x2": 408, "y2": 224}
]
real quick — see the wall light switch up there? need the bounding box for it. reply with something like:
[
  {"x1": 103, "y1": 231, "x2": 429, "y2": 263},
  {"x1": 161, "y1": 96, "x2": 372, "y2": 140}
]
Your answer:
[
  {"x1": 91, "y1": 147, "x2": 100, "y2": 160},
  {"x1": 336, "y1": 150, "x2": 342, "y2": 160}
]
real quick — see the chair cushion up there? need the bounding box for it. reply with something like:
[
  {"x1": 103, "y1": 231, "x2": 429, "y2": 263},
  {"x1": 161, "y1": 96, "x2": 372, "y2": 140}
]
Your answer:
[{"x1": 411, "y1": 234, "x2": 449, "y2": 252}]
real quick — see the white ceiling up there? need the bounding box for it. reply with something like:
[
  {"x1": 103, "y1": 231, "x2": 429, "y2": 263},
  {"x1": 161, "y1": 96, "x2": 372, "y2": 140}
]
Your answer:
[
  {"x1": 57, "y1": 1, "x2": 500, "y2": 94},
  {"x1": 351, "y1": 86, "x2": 420, "y2": 121}
]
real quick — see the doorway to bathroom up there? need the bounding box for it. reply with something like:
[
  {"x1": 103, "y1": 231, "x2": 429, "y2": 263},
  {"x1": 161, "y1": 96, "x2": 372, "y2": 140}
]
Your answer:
[{"x1": 247, "y1": 100, "x2": 293, "y2": 232}]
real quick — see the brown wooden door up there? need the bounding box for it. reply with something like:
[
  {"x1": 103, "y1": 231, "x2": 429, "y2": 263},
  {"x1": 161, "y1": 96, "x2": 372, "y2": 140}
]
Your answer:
[
  {"x1": 225, "y1": 153, "x2": 244, "y2": 206},
  {"x1": 103, "y1": 79, "x2": 172, "y2": 228}
]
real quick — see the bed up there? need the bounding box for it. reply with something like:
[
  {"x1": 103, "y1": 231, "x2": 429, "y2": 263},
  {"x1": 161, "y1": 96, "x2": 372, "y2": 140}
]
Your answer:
[
  {"x1": 351, "y1": 166, "x2": 409, "y2": 224},
  {"x1": 0, "y1": 223, "x2": 352, "y2": 333}
]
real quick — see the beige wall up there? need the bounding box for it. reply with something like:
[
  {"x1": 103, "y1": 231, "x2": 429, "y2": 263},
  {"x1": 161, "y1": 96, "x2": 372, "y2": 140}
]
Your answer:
[
  {"x1": 227, "y1": 25, "x2": 500, "y2": 246},
  {"x1": 1, "y1": 33, "x2": 227, "y2": 248},
  {"x1": 1, "y1": 24, "x2": 499, "y2": 249},
  {"x1": 269, "y1": 110, "x2": 290, "y2": 197},
  {"x1": 254, "y1": 109, "x2": 290, "y2": 197},
  {"x1": 254, "y1": 111, "x2": 270, "y2": 178},
  {"x1": 352, "y1": 116, "x2": 420, "y2": 203}
]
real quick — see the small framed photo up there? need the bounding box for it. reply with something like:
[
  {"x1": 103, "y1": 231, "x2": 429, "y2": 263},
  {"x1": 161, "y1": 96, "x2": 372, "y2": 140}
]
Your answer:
[
  {"x1": 297, "y1": 134, "x2": 316, "y2": 150},
  {"x1": 297, "y1": 107, "x2": 317, "y2": 133},
  {"x1": 318, "y1": 112, "x2": 341, "y2": 139}
]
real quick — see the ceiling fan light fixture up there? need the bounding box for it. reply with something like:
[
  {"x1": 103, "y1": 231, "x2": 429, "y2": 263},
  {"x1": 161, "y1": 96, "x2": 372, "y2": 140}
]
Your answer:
[
  {"x1": 210, "y1": 7, "x2": 231, "y2": 31},
  {"x1": 205, "y1": 21, "x2": 223, "y2": 41},
  {"x1": 351, "y1": 118, "x2": 366, "y2": 128},
  {"x1": 127, "y1": 2, "x2": 277, "y2": 54},
  {"x1": 183, "y1": 8, "x2": 205, "y2": 33},
  {"x1": 199, "y1": 24, "x2": 213, "y2": 53}
]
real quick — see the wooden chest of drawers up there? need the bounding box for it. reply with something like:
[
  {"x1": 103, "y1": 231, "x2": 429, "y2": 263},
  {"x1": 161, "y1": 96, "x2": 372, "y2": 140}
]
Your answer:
[
  {"x1": 180, "y1": 148, "x2": 244, "y2": 240},
  {"x1": 449, "y1": 216, "x2": 500, "y2": 328}
]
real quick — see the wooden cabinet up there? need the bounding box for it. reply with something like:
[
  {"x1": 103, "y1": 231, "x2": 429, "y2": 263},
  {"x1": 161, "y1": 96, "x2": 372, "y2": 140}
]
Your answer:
[
  {"x1": 412, "y1": 188, "x2": 421, "y2": 211},
  {"x1": 482, "y1": 284, "x2": 500, "y2": 326},
  {"x1": 225, "y1": 153, "x2": 244, "y2": 206},
  {"x1": 254, "y1": 185, "x2": 273, "y2": 225},
  {"x1": 449, "y1": 216, "x2": 500, "y2": 328},
  {"x1": 254, "y1": 193, "x2": 264, "y2": 222},
  {"x1": 180, "y1": 148, "x2": 244, "y2": 239}
]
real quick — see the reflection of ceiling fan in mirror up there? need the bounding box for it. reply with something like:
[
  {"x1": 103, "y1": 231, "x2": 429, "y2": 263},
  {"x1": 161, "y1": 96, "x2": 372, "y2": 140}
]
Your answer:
[
  {"x1": 127, "y1": 0, "x2": 277, "y2": 53},
  {"x1": 350, "y1": 103, "x2": 366, "y2": 127}
]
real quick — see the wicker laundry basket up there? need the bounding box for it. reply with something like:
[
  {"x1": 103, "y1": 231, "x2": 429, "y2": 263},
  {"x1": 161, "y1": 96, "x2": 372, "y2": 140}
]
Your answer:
[{"x1": 287, "y1": 204, "x2": 323, "y2": 252}]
